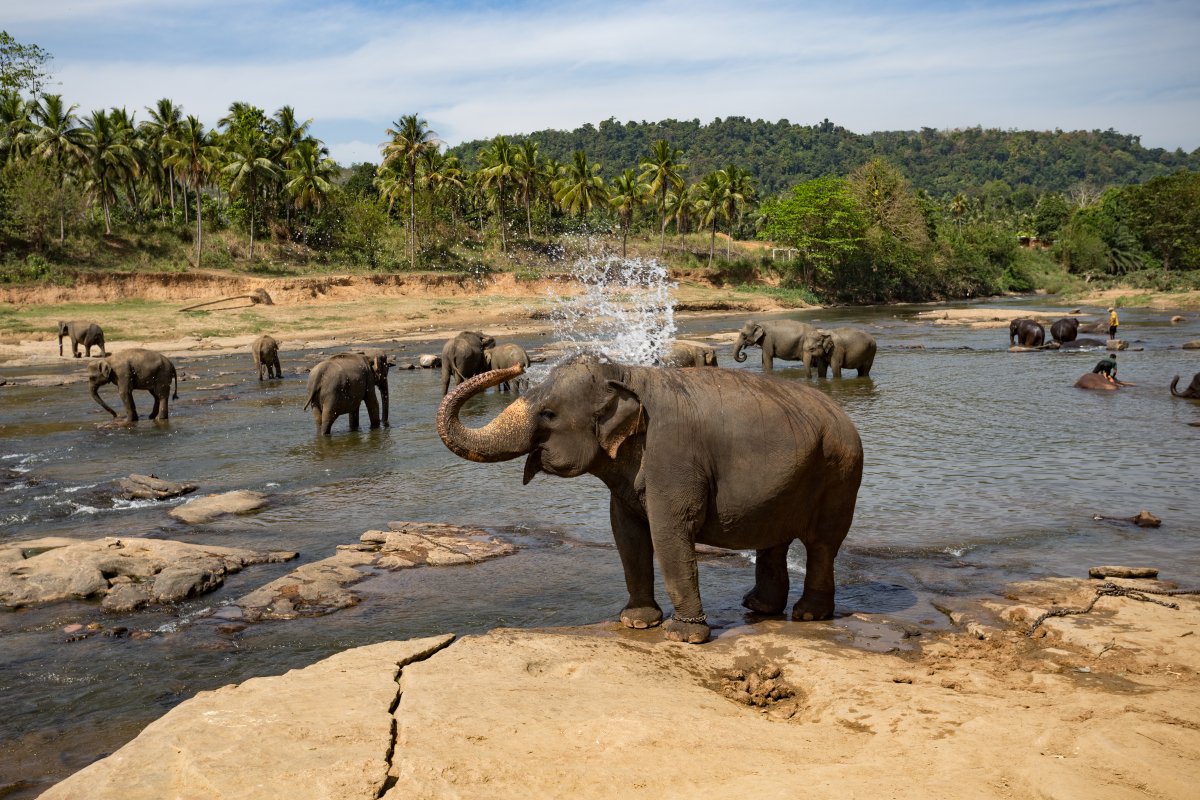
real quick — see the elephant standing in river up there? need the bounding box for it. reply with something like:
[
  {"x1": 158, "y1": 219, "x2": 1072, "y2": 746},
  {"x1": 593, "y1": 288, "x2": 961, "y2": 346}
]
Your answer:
[
  {"x1": 732, "y1": 319, "x2": 815, "y2": 372},
  {"x1": 58, "y1": 321, "x2": 106, "y2": 358},
  {"x1": 1171, "y1": 373, "x2": 1200, "y2": 398},
  {"x1": 437, "y1": 355, "x2": 864, "y2": 644},
  {"x1": 483, "y1": 343, "x2": 530, "y2": 392},
  {"x1": 304, "y1": 350, "x2": 391, "y2": 434},
  {"x1": 88, "y1": 349, "x2": 178, "y2": 422},
  {"x1": 1050, "y1": 317, "x2": 1079, "y2": 344},
  {"x1": 441, "y1": 331, "x2": 496, "y2": 395},
  {"x1": 252, "y1": 335, "x2": 282, "y2": 380},
  {"x1": 1009, "y1": 318, "x2": 1045, "y2": 347},
  {"x1": 801, "y1": 328, "x2": 876, "y2": 378},
  {"x1": 662, "y1": 341, "x2": 718, "y2": 368}
]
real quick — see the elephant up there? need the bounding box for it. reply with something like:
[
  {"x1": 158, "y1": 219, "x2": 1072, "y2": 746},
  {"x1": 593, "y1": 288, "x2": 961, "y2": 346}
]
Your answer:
[
  {"x1": 88, "y1": 348, "x2": 178, "y2": 422},
  {"x1": 1009, "y1": 318, "x2": 1045, "y2": 348},
  {"x1": 661, "y1": 341, "x2": 718, "y2": 368},
  {"x1": 58, "y1": 320, "x2": 106, "y2": 358},
  {"x1": 1170, "y1": 373, "x2": 1200, "y2": 398},
  {"x1": 731, "y1": 319, "x2": 816, "y2": 372},
  {"x1": 304, "y1": 350, "x2": 392, "y2": 434},
  {"x1": 483, "y1": 343, "x2": 531, "y2": 392},
  {"x1": 1050, "y1": 317, "x2": 1079, "y2": 344},
  {"x1": 440, "y1": 331, "x2": 496, "y2": 395},
  {"x1": 1075, "y1": 373, "x2": 1121, "y2": 391},
  {"x1": 436, "y1": 355, "x2": 864, "y2": 644},
  {"x1": 801, "y1": 327, "x2": 876, "y2": 378},
  {"x1": 252, "y1": 335, "x2": 282, "y2": 380}
]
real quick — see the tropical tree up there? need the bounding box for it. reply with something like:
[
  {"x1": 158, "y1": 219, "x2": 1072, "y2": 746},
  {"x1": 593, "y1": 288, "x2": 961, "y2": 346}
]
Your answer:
[
  {"x1": 0, "y1": 90, "x2": 33, "y2": 164},
  {"x1": 420, "y1": 149, "x2": 466, "y2": 232},
  {"x1": 164, "y1": 115, "x2": 221, "y2": 264},
  {"x1": 30, "y1": 93, "x2": 82, "y2": 243},
  {"x1": 608, "y1": 168, "x2": 649, "y2": 258},
  {"x1": 284, "y1": 138, "x2": 336, "y2": 246},
  {"x1": 553, "y1": 150, "x2": 608, "y2": 218},
  {"x1": 691, "y1": 171, "x2": 731, "y2": 266},
  {"x1": 0, "y1": 32, "x2": 52, "y2": 95},
  {"x1": 719, "y1": 164, "x2": 755, "y2": 257},
  {"x1": 270, "y1": 105, "x2": 312, "y2": 227},
  {"x1": 79, "y1": 108, "x2": 139, "y2": 234},
  {"x1": 759, "y1": 176, "x2": 867, "y2": 287},
  {"x1": 381, "y1": 113, "x2": 441, "y2": 268},
  {"x1": 222, "y1": 122, "x2": 277, "y2": 260},
  {"x1": 638, "y1": 139, "x2": 686, "y2": 255},
  {"x1": 140, "y1": 98, "x2": 184, "y2": 217},
  {"x1": 514, "y1": 139, "x2": 546, "y2": 238},
  {"x1": 477, "y1": 135, "x2": 518, "y2": 251}
]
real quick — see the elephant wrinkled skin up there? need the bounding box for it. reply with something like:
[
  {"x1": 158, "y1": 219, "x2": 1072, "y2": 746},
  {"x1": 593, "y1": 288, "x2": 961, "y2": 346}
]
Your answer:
[
  {"x1": 437, "y1": 356, "x2": 864, "y2": 644},
  {"x1": 1075, "y1": 373, "x2": 1121, "y2": 391},
  {"x1": 1170, "y1": 373, "x2": 1200, "y2": 398},
  {"x1": 305, "y1": 350, "x2": 391, "y2": 434},
  {"x1": 483, "y1": 343, "x2": 531, "y2": 392},
  {"x1": 1050, "y1": 317, "x2": 1079, "y2": 344},
  {"x1": 732, "y1": 319, "x2": 815, "y2": 372},
  {"x1": 801, "y1": 327, "x2": 876, "y2": 378},
  {"x1": 661, "y1": 341, "x2": 718, "y2": 368},
  {"x1": 58, "y1": 320, "x2": 106, "y2": 358},
  {"x1": 88, "y1": 349, "x2": 178, "y2": 422},
  {"x1": 1009, "y1": 318, "x2": 1045, "y2": 348},
  {"x1": 441, "y1": 331, "x2": 496, "y2": 395},
  {"x1": 252, "y1": 335, "x2": 282, "y2": 380}
]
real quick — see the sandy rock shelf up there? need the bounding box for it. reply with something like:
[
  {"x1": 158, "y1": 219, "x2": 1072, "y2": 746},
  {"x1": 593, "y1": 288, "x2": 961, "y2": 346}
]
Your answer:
[{"x1": 38, "y1": 577, "x2": 1200, "y2": 800}]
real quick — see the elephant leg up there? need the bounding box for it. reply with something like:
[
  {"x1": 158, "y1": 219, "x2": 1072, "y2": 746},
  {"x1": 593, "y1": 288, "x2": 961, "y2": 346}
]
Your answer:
[
  {"x1": 646, "y1": 487, "x2": 709, "y2": 643},
  {"x1": 794, "y1": 497, "x2": 854, "y2": 622},
  {"x1": 364, "y1": 389, "x2": 381, "y2": 429},
  {"x1": 310, "y1": 405, "x2": 323, "y2": 432},
  {"x1": 761, "y1": 350, "x2": 774, "y2": 372},
  {"x1": 72, "y1": 341, "x2": 81, "y2": 358},
  {"x1": 120, "y1": 385, "x2": 138, "y2": 422},
  {"x1": 831, "y1": 358, "x2": 843, "y2": 379},
  {"x1": 742, "y1": 541, "x2": 790, "y2": 615},
  {"x1": 610, "y1": 496, "x2": 662, "y2": 629},
  {"x1": 349, "y1": 401, "x2": 361, "y2": 431},
  {"x1": 157, "y1": 389, "x2": 169, "y2": 420},
  {"x1": 149, "y1": 393, "x2": 162, "y2": 420},
  {"x1": 321, "y1": 407, "x2": 336, "y2": 435}
]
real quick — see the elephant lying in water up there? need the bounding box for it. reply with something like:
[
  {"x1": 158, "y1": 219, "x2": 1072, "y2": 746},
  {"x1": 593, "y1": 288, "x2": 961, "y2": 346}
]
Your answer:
[
  {"x1": 305, "y1": 350, "x2": 392, "y2": 434},
  {"x1": 88, "y1": 349, "x2": 178, "y2": 422},
  {"x1": 437, "y1": 355, "x2": 864, "y2": 644},
  {"x1": 1171, "y1": 373, "x2": 1200, "y2": 398}
]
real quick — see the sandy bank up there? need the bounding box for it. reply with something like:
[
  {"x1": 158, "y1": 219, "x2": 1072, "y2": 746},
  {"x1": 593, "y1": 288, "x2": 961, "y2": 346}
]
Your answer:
[{"x1": 40, "y1": 577, "x2": 1200, "y2": 800}]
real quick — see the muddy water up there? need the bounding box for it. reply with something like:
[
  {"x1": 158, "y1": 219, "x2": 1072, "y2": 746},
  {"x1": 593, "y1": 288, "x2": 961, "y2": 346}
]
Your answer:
[{"x1": 2, "y1": 298, "x2": 1199, "y2": 795}]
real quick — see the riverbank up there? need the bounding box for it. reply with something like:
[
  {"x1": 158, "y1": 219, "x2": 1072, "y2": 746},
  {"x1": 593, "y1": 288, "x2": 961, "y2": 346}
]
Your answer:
[{"x1": 38, "y1": 576, "x2": 1200, "y2": 800}]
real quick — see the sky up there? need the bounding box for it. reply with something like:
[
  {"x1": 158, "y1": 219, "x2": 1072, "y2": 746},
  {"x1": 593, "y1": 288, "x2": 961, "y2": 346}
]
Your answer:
[{"x1": 4, "y1": 0, "x2": 1199, "y2": 166}]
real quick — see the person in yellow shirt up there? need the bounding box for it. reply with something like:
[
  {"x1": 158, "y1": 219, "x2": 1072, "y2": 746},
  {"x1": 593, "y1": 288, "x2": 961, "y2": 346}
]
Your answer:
[{"x1": 1108, "y1": 307, "x2": 1119, "y2": 340}]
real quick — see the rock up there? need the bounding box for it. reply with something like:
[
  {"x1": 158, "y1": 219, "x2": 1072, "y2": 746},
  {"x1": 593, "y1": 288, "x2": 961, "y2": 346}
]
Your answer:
[
  {"x1": 1106, "y1": 339, "x2": 1128, "y2": 350},
  {"x1": 1182, "y1": 340, "x2": 1200, "y2": 350},
  {"x1": 235, "y1": 522, "x2": 516, "y2": 621},
  {"x1": 416, "y1": 354, "x2": 441, "y2": 368},
  {"x1": 1170, "y1": 316, "x2": 1184, "y2": 323},
  {"x1": 169, "y1": 490, "x2": 268, "y2": 524},
  {"x1": 116, "y1": 474, "x2": 198, "y2": 501},
  {"x1": 1088, "y1": 566, "x2": 1160, "y2": 579},
  {"x1": 39, "y1": 636, "x2": 455, "y2": 800},
  {"x1": 0, "y1": 537, "x2": 296, "y2": 609}
]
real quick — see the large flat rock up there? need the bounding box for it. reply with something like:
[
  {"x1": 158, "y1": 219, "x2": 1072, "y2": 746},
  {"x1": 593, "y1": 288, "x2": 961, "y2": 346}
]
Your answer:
[
  {"x1": 0, "y1": 536, "x2": 296, "y2": 610},
  {"x1": 40, "y1": 636, "x2": 454, "y2": 800},
  {"x1": 169, "y1": 490, "x2": 269, "y2": 524}
]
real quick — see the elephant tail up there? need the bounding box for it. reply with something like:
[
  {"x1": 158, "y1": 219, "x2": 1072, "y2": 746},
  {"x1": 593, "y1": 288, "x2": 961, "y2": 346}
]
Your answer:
[{"x1": 172, "y1": 368, "x2": 179, "y2": 400}]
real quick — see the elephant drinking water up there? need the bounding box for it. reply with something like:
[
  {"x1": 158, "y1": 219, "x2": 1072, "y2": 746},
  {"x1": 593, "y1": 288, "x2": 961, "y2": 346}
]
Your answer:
[{"x1": 436, "y1": 355, "x2": 865, "y2": 644}]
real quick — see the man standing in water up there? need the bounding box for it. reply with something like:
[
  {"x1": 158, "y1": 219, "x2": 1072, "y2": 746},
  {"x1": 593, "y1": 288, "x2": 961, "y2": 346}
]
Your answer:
[
  {"x1": 1093, "y1": 352, "x2": 1118, "y2": 382},
  {"x1": 1108, "y1": 307, "x2": 1120, "y2": 341}
]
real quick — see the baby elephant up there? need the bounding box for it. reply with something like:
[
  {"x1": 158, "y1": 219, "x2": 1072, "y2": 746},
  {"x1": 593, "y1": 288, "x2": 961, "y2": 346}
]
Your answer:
[
  {"x1": 661, "y1": 341, "x2": 719, "y2": 368},
  {"x1": 802, "y1": 327, "x2": 877, "y2": 378},
  {"x1": 483, "y1": 343, "x2": 530, "y2": 392},
  {"x1": 252, "y1": 335, "x2": 282, "y2": 380},
  {"x1": 58, "y1": 320, "x2": 106, "y2": 358},
  {"x1": 305, "y1": 350, "x2": 392, "y2": 434},
  {"x1": 88, "y1": 348, "x2": 178, "y2": 422}
]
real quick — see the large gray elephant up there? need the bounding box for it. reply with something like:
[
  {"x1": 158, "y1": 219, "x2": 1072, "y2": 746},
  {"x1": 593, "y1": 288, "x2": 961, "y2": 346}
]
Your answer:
[
  {"x1": 440, "y1": 331, "x2": 496, "y2": 395},
  {"x1": 1171, "y1": 373, "x2": 1200, "y2": 398},
  {"x1": 436, "y1": 356, "x2": 864, "y2": 644},
  {"x1": 252, "y1": 335, "x2": 282, "y2": 380},
  {"x1": 304, "y1": 350, "x2": 392, "y2": 434},
  {"x1": 88, "y1": 348, "x2": 178, "y2": 422},
  {"x1": 1050, "y1": 317, "x2": 1079, "y2": 344},
  {"x1": 731, "y1": 319, "x2": 815, "y2": 372},
  {"x1": 58, "y1": 320, "x2": 106, "y2": 358},
  {"x1": 1009, "y1": 318, "x2": 1045, "y2": 347},
  {"x1": 661, "y1": 341, "x2": 718, "y2": 368},
  {"x1": 801, "y1": 328, "x2": 876, "y2": 378},
  {"x1": 483, "y1": 343, "x2": 530, "y2": 392}
]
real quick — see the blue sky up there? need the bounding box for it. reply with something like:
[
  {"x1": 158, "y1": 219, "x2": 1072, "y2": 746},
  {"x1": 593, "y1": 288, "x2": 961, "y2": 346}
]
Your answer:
[{"x1": 5, "y1": 0, "x2": 1199, "y2": 165}]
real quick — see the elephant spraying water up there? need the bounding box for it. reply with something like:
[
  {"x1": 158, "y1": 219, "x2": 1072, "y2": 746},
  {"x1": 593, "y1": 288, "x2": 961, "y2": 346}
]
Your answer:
[{"x1": 437, "y1": 356, "x2": 864, "y2": 644}]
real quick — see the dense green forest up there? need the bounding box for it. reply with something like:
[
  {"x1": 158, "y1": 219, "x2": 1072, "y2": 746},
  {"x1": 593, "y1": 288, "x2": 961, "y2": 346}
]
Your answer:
[{"x1": 2, "y1": 31, "x2": 1198, "y2": 305}]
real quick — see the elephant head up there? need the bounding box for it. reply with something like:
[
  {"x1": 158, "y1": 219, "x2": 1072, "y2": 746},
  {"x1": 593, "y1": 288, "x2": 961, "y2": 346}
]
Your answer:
[
  {"x1": 359, "y1": 349, "x2": 394, "y2": 423},
  {"x1": 803, "y1": 330, "x2": 834, "y2": 363},
  {"x1": 1008, "y1": 319, "x2": 1021, "y2": 344},
  {"x1": 57, "y1": 320, "x2": 69, "y2": 356},
  {"x1": 87, "y1": 358, "x2": 119, "y2": 417},
  {"x1": 437, "y1": 356, "x2": 643, "y2": 484},
  {"x1": 732, "y1": 321, "x2": 765, "y2": 363}
]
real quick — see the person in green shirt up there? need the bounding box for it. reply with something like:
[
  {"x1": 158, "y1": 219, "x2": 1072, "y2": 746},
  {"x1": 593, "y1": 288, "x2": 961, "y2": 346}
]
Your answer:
[{"x1": 1093, "y1": 352, "x2": 1117, "y2": 381}]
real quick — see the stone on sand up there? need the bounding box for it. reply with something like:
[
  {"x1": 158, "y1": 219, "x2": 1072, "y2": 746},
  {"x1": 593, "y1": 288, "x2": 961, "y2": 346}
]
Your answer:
[{"x1": 117, "y1": 473, "x2": 197, "y2": 501}]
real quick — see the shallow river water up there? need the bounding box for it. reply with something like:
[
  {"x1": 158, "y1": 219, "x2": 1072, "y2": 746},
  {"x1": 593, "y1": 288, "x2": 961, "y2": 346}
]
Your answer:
[{"x1": 2, "y1": 295, "x2": 1199, "y2": 794}]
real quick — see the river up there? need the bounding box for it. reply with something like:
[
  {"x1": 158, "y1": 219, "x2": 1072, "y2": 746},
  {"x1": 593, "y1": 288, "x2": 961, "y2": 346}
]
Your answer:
[{"x1": 1, "y1": 296, "x2": 1198, "y2": 795}]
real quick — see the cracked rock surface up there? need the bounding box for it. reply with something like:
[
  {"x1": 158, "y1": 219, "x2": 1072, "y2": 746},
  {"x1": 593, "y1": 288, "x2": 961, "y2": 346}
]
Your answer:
[{"x1": 0, "y1": 536, "x2": 297, "y2": 610}]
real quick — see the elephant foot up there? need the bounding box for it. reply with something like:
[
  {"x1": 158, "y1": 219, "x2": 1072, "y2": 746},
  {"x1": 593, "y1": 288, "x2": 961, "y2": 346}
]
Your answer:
[
  {"x1": 792, "y1": 591, "x2": 835, "y2": 622},
  {"x1": 741, "y1": 587, "x2": 787, "y2": 616},
  {"x1": 619, "y1": 603, "x2": 663, "y2": 629},
  {"x1": 663, "y1": 616, "x2": 710, "y2": 644}
]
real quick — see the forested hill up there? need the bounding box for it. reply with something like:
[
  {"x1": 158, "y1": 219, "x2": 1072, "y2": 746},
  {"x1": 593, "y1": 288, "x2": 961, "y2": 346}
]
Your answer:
[{"x1": 448, "y1": 117, "x2": 1200, "y2": 198}]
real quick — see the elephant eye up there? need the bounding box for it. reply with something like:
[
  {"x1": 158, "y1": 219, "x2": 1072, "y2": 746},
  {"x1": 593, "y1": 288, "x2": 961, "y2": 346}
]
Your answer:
[{"x1": 539, "y1": 409, "x2": 556, "y2": 422}]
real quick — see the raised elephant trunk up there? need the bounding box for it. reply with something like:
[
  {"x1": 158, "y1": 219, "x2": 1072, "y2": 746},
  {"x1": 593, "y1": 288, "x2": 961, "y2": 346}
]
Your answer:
[{"x1": 436, "y1": 364, "x2": 535, "y2": 463}]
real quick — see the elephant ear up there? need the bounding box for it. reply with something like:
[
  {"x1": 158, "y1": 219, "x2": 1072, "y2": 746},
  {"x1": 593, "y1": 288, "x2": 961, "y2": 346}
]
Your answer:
[
  {"x1": 596, "y1": 381, "x2": 644, "y2": 459},
  {"x1": 820, "y1": 332, "x2": 835, "y2": 354},
  {"x1": 99, "y1": 361, "x2": 113, "y2": 380}
]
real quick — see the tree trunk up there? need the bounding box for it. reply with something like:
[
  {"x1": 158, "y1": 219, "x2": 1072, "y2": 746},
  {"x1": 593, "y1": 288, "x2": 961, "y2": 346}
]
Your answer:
[
  {"x1": 709, "y1": 221, "x2": 716, "y2": 266},
  {"x1": 249, "y1": 206, "x2": 256, "y2": 261},
  {"x1": 622, "y1": 220, "x2": 628, "y2": 259},
  {"x1": 525, "y1": 195, "x2": 533, "y2": 239},
  {"x1": 103, "y1": 196, "x2": 112, "y2": 235},
  {"x1": 195, "y1": 188, "x2": 203, "y2": 268},
  {"x1": 498, "y1": 179, "x2": 507, "y2": 253},
  {"x1": 409, "y1": 171, "x2": 417, "y2": 269}
]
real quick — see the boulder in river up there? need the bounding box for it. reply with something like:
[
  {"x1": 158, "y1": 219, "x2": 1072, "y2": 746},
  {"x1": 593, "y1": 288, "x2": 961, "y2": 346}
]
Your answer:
[
  {"x1": 169, "y1": 490, "x2": 268, "y2": 524},
  {"x1": 1182, "y1": 340, "x2": 1200, "y2": 350},
  {"x1": 116, "y1": 474, "x2": 197, "y2": 501},
  {"x1": 0, "y1": 537, "x2": 297, "y2": 610},
  {"x1": 1088, "y1": 566, "x2": 1160, "y2": 579}
]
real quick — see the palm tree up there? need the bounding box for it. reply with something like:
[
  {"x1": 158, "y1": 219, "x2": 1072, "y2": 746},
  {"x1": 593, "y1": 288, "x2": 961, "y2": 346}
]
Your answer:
[
  {"x1": 477, "y1": 135, "x2": 518, "y2": 252},
  {"x1": 79, "y1": 109, "x2": 138, "y2": 235},
  {"x1": 514, "y1": 139, "x2": 546, "y2": 238},
  {"x1": 106, "y1": 107, "x2": 143, "y2": 220},
  {"x1": 692, "y1": 171, "x2": 731, "y2": 266},
  {"x1": 164, "y1": 115, "x2": 221, "y2": 265},
  {"x1": 609, "y1": 168, "x2": 650, "y2": 258},
  {"x1": 638, "y1": 139, "x2": 686, "y2": 256},
  {"x1": 381, "y1": 113, "x2": 441, "y2": 268},
  {"x1": 141, "y1": 98, "x2": 185, "y2": 218},
  {"x1": 270, "y1": 106, "x2": 312, "y2": 227},
  {"x1": 284, "y1": 138, "x2": 336, "y2": 247},
  {"x1": 223, "y1": 127, "x2": 277, "y2": 261},
  {"x1": 0, "y1": 91, "x2": 34, "y2": 164},
  {"x1": 554, "y1": 150, "x2": 608, "y2": 219},
  {"x1": 948, "y1": 193, "x2": 968, "y2": 227},
  {"x1": 665, "y1": 182, "x2": 692, "y2": 236},
  {"x1": 420, "y1": 149, "x2": 466, "y2": 232},
  {"x1": 719, "y1": 164, "x2": 755, "y2": 258},
  {"x1": 30, "y1": 94, "x2": 83, "y2": 243}
]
